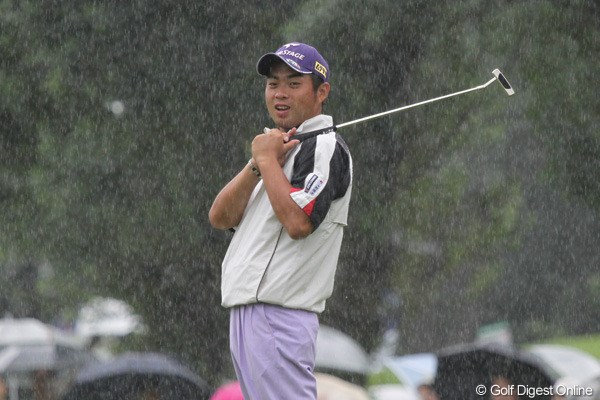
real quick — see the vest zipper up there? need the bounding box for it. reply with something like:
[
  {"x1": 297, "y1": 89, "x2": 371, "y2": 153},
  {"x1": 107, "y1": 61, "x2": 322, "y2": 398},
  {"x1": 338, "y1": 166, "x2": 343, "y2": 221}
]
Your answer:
[{"x1": 255, "y1": 226, "x2": 284, "y2": 302}]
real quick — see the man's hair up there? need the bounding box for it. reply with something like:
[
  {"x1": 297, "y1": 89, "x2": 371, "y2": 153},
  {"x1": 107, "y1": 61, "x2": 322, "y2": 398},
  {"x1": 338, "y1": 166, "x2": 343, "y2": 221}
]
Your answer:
[
  {"x1": 311, "y1": 74, "x2": 327, "y2": 110},
  {"x1": 310, "y1": 74, "x2": 325, "y2": 91}
]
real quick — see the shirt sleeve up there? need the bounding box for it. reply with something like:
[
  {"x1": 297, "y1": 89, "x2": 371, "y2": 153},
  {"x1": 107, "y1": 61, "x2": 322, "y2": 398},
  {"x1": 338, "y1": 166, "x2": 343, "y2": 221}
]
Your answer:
[{"x1": 289, "y1": 133, "x2": 351, "y2": 230}]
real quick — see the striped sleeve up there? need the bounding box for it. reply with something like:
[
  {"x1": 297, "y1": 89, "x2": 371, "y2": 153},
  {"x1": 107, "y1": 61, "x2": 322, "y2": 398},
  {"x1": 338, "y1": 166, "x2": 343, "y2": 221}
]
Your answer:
[{"x1": 289, "y1": 133, "x2": 351, "y2": 230}]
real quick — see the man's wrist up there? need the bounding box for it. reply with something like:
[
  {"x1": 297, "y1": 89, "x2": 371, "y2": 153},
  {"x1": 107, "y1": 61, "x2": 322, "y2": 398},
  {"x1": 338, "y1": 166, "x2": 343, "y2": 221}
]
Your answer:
[
  {"x1": 248, "y1": 158, "x2": 261, "y2": 179},
  {"x1": 253, "y1": 156, "x2": 280, "y2": 173}
]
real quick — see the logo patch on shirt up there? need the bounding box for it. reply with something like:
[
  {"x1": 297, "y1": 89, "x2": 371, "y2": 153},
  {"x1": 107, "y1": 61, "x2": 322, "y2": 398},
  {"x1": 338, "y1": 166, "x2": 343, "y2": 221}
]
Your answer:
[{"x1": 304, "y1": 173, "x2": 325, "y2": 197}]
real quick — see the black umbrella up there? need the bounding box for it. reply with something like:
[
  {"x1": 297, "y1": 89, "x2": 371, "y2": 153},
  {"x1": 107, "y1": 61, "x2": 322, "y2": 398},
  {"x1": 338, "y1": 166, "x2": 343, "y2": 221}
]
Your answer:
[
  {"x1": 61, "y1": 352, "x2": 210, "y2": 400},
  {"x1": 433, "y1": 343, "x2": 559, "y2": 400}
]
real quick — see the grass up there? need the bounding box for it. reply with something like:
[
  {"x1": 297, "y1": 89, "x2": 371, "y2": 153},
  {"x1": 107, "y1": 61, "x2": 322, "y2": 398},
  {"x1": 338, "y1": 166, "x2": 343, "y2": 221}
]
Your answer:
[{"x1": 533, "y1": 333, "x2": 600, "y2": 359}]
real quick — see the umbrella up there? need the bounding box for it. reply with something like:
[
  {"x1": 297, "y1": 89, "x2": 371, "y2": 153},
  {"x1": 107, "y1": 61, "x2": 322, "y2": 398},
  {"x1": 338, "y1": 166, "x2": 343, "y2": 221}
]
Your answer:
[
  {"x1": 315, "y1": 373, "x2": 371, "y2": 400},
  {"x1": 315, "y1": 325, "x2": 370, "y2": 375},
  {"x1": 0, "y1": 318, "x2": 95, "y2": 372},
  {"x1": 433, "y1": 343, "x2": 559, "y2": 400},
  {"x1": 75, "y1": 297, "x2": 144, "y2": 338},
  {"x1": 369, "y1": 384, "x2": 419, "y2": 400},
  {"x1": 61, "y1": 352, "x2": 210, "y2": 400},
  {"x1": 385, "y1": 353, "x2": 437, "y2": 387},
  {"x1": 209, "y1": 375, "x2": 371, "y2": 400},
  {"x1": 209, "y1": 381, "x2": 243, "y2": 400},
  {"x1": 526, "y1": 344, "x2": 600, "y2": 379},
  {"x1": 0, "y1": 347, "x2": 20, "y2": 372}
]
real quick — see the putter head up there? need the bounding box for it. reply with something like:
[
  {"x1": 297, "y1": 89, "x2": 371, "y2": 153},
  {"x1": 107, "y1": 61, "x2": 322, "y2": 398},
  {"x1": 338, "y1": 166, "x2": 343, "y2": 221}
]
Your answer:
[{"x1": 492, "y1": 68, "x2": 515, "y2": 96}]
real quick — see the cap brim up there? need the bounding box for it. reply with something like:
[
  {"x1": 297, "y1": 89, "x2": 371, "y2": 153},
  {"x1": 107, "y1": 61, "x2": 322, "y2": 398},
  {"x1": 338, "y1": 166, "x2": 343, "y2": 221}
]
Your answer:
[{"x1": 256, "y1": 53, "x2": 312, "y2": 77}]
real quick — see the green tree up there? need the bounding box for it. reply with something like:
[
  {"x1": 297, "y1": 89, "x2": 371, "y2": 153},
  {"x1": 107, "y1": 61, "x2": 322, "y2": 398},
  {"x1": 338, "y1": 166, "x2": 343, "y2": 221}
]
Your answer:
[
  {"x1": 387, "y1": 0, "x2": 600, "y2": 350},
  {"x1": 1, "y1": 0, "x2": 301, "y2": 384}
]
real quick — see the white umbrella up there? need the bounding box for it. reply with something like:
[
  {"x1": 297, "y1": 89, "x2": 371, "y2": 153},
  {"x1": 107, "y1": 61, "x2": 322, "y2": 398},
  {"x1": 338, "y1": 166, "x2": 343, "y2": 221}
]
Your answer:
[
  {"x1": 0, "y1": 318, "x2": 94, "y2": 372},
  {"x1": 369, "y1": 384, "x2": 419, "y2": 400},
  {"x1": 385, "y1": 353, "x2": 437, "y2": 387},
  {"x1": 75, "y1": 297, "x2": 144, "y2": 337},
  {"x1": 0, "y1": 347, "x2": 20, "y2": 372},
  {"x1": 526, "y1": 344, "x2": 600, "y2": 379},
  {"x1": 316, "y1": 325, "x2": 370, "y2": 375}
]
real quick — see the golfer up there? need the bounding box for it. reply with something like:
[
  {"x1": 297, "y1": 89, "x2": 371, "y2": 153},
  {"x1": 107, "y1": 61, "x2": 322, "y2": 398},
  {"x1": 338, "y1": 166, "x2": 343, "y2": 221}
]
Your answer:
[{"x1": 209, "y1": 42, "x2": 353, "y2": 399}]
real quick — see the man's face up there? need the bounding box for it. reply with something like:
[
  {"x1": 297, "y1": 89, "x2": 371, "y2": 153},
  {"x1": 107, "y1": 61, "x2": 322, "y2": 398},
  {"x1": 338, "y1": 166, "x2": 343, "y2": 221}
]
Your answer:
[{"x1": 265, "y1": 62, "x2": 330, "y2": 131}]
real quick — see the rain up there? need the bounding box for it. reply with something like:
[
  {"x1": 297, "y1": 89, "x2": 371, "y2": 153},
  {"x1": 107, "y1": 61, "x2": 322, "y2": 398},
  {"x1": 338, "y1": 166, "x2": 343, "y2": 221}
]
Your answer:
[{"x1": 1, "y1": 1, "x2": 599, "y2": 399}]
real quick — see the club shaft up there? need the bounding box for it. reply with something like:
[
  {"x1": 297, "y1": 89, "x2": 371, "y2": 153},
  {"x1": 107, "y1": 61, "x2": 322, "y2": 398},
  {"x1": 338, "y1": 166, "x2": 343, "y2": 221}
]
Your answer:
[{"x1": 336, "y1": 77, "x2": 497, "y2": 129}]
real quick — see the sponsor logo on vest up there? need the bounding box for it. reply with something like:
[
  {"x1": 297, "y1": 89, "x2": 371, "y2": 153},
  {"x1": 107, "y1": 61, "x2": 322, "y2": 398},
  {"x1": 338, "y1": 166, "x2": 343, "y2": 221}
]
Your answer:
[{"x1": 305, "y1": 173, "x2": 325, "y2": 196}]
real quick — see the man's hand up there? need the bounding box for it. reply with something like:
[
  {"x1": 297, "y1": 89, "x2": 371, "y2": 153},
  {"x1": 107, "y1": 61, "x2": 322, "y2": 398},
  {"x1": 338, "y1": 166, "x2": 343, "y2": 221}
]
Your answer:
[
  {"x1": 252, "y1": 128, "x2": 299, "y2": 168},
  {"x1": 249, "y1": 127, "x2": 312, "y2": 239}
]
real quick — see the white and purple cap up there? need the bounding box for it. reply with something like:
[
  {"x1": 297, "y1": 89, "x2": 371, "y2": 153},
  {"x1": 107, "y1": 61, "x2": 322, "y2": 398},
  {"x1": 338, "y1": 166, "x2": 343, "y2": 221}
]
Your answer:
[{"x1": 257, "y1": 42, "x2": 330, "y2": 83}]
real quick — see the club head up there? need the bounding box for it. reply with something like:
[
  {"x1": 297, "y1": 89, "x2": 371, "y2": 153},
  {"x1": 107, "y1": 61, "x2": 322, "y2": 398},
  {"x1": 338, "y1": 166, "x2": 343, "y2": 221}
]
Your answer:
[{"x1": 492, "y1": 68, "x2": 515, "y2": 96}]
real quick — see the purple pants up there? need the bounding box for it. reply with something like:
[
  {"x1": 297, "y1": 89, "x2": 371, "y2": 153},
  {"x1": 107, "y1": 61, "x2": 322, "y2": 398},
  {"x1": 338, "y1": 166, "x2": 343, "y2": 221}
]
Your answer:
[{"x1": 229, "y1": 303, "x2": 319, "y2": 400}]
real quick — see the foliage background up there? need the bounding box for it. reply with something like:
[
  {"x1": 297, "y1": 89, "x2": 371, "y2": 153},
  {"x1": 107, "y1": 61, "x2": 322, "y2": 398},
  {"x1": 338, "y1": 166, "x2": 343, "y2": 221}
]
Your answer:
[{"x1": 1, "y1": 0, "x2": 598, "y2": 386}]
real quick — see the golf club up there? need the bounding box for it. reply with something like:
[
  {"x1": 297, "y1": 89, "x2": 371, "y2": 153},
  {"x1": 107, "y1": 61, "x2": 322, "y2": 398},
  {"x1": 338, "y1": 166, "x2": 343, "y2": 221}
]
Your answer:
[{"x1": 290, "y1": 68, "x2": 515, "y2": 142}]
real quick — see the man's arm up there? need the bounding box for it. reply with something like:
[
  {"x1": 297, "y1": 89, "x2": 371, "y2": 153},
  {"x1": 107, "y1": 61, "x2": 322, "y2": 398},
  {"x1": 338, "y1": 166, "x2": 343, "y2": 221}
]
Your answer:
[
  {"x1": 252, "y1": 129, "x2": 314, "y2": 240},
  {"x1": 208, "y1": 161, "x2": 261, "y2": 230},
  {"x1": 257, "y1": 157, "x2": 313, "y2": 240}
]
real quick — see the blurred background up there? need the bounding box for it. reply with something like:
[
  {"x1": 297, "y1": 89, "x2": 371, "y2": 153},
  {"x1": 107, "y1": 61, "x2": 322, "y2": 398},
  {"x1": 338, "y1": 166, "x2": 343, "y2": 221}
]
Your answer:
[{"x1": 1, "y1": 0, "x2": 598, "y2": 399}]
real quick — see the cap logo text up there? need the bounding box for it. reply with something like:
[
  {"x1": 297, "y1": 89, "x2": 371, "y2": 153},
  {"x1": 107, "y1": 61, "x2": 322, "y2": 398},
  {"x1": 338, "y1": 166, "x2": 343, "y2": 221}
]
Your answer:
[
  {"x1": 314, "y1": 61, "x2": 327, "y2": 78},
  {"x1": 286, "y1": 59, "x2": 302, "y2": 70},
  {"x1": 277, "y1": 50, "x2": 305, "y2": 60}
]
